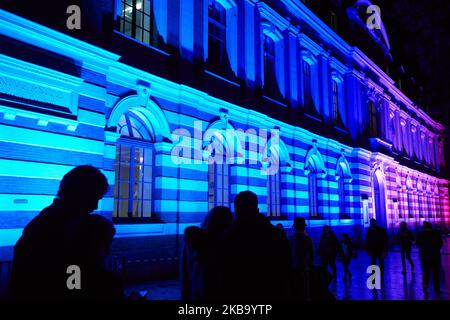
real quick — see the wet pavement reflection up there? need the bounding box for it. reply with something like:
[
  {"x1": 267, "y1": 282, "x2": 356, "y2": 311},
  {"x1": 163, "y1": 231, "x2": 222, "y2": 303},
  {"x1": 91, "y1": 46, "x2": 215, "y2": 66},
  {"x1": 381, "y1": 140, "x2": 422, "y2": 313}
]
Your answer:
[{"x1": 125, "y1": 239, "x2": 450, "y2": 300}]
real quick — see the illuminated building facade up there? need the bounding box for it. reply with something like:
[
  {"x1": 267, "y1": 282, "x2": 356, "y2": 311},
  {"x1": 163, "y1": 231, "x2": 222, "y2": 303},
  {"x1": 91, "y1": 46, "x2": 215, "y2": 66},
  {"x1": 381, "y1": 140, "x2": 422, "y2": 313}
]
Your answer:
[{"x1": 0, "y1": 1, "x2": 448, "y2": 278}]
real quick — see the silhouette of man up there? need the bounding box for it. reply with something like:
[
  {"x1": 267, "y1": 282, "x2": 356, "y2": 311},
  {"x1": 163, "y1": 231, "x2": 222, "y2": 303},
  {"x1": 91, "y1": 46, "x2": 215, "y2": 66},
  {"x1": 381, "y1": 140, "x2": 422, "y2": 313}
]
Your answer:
[
  {"x1": 417, "y1": 221, "x2": 443, "y2": 296},
  {"x1": 289, "y1": 217, "x2": 313, "y2": 300},
  {"x1": 221, "y1": 191, "x2": 291, "y2": 300},
  {"x1": 397, "y1": 221, "x2": 414, "y2": 274},
  {"x1": 9, "y1": 165, "x2": 108, "y2": 300},
  {"x1": 365, "y1": 218, "x2": 388, "y2": 271},
  {"x1": 319, "y1": 225, "x2": 340, "y2": 278}
]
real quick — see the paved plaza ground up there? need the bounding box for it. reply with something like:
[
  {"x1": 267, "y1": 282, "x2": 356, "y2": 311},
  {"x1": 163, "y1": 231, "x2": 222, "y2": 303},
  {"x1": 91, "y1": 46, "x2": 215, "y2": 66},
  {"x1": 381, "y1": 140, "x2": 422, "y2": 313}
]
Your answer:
[{"x1": 125, "y1": 239, "x2": 450, "y2": 300}]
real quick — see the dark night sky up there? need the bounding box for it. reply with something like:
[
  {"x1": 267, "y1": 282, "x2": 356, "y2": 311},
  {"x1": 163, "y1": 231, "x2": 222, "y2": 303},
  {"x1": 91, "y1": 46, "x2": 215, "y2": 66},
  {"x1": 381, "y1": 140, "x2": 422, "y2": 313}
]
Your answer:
[{"x1": 373, "y1": 0, "x2": 450, "y2": 126}]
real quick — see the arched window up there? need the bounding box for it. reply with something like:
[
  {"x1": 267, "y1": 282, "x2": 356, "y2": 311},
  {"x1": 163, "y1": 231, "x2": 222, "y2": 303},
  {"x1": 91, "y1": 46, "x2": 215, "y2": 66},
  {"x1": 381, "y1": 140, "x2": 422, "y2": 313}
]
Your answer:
[
  {"x1": 262, "y1": 134, "x2": 292, "y2": 219},
  {"x1": 335, "y1": 154, "x2": 352, "y2": 220},
  {"x1": 113, "y1": 111, "x2": 154, "y2": 219},
  {"x1": 305, "y1": 144, "x2": 326, "y2": 219},
  {"x1": 208, "y1": 0, "x2": 227, "y2": 72},
  {"x1": 204, "y1": 115, "x2": 244, "y2": 211}
]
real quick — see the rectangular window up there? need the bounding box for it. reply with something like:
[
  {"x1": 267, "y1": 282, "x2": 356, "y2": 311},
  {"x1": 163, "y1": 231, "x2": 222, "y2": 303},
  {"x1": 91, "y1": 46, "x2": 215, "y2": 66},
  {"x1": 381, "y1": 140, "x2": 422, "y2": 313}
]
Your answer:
[
  {"x1": 436, "y1": 197, "x2": 442, "y2": 218},
  {"x1": 119, "y1": 0, "x2": 159, "y2": 48},
  {"x1": 332, "y1": 80, "x2": 340, "y2": 123},
  {"x1": 428, "y1": 196, "x2": 433, "y2": 219},
  {"x1": 208, "y1": 163, "x2": 230, "y2": 210},
  {"x1": 303, "y1": 60, "x2": 313, "y2": 113},
  {"x1": 308, "y1": 173, "x2": 319, "y2": 218},
  {"x1": 208, "y1": 0, "x2": 227, "y2": 71},
  {"x1": 407, "y1": 192, "x2": 414, "y2": 219},
  {"x1": 267, "y1": 172, "x2": 281, "y2": 218},
  {"x1": 369, "y1": 100, "x2": 378, "y2": 137},
  {"x1": 419, "y1": 194, "x2": 424, "y2": 218},
  {"x1": 338, "y1": 178, "x2": 349, "y2": 219},
  {"x1": 263, "y1": 34, "x2": 279, "y2": 98},
  {"x1": 114, "y1": 143, "x2": 153, "y2": 219}
]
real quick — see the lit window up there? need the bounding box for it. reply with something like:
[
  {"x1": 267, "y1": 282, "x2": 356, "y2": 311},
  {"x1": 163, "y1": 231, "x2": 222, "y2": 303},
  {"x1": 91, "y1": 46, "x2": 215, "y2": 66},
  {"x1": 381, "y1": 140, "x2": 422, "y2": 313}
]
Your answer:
[
  {"x1": 208, "y1": 162, "x2": 230, "y2": 210},
  {"x1": 267, "y1": 171, "x2": 281, "y2": 218},
  {"x1": 119, "y1": 0, "x2": 160, "y2": 47},
  {"x1": 303, "y1": 60, "x2": 313, "y2": 113},
  {"x1": 263, "y1": 34, "x2": 278, "y2": 98},
  {"x1": 113, "y1": 112, "x2": 154, "y2": 219},
  {"x1": 208, "y1": 0, "x2": 227, "y2": 71}
]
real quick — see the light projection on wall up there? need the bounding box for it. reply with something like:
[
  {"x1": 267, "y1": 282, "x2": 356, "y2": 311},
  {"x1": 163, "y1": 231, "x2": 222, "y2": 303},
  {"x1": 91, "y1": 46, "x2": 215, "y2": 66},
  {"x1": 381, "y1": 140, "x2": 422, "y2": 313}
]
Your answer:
[{"x1": 0, "y1": 4, "x2": 448, "y2": 255}]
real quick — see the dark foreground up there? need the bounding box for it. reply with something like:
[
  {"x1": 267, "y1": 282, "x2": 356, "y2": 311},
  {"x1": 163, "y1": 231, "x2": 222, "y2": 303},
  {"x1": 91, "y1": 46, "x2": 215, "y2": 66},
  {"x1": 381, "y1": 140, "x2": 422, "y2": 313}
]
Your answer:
[{"x1": 125, "y1": 239, "x2": 450, "y2": 300}]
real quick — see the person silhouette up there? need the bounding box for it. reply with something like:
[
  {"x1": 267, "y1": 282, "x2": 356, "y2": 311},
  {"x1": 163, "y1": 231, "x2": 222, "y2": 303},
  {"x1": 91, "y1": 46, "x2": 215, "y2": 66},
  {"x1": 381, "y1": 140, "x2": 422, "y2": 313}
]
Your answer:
[
  {"x1": 365, "y1": 218, "x2": 388, "y2": 271},
  {"x1": 318, "y1": 225, "x2": 340, "y2": 278},
  {"x1": 417, "y1": 221, "x2": 443, "y2": 297},
  {"x1": 340, "y1": 234, "x2": 353, "y2": 281},
  {"x1": 289, "y1": 217, "x2": 314, "y2": 300},
  {"x1": 181, "y1": 206, "x2": 233, "y2": 301},
  {"x1": 72, "y1": 214, "x2": 123, "y2": 300},
  {"x1": 221, "y1": 191, "x2": 291, "y2": 300},
  {"x1": 9, "y1": 165, "x2": 108, "y2": 300},
  {"x1": 397, "y1": 221, "x2": 415, "y2": 274}
]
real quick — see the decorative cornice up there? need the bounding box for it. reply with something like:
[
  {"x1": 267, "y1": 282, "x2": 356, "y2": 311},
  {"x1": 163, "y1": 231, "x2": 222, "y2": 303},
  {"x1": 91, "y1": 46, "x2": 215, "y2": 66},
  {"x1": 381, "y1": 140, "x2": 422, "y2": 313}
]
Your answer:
[
  {"x1": 329, "y1": 56, "x2": 349, "y2": 75},
  {"x1": 257, "y1": 1, "x2": 289, "y2": 31},
  {"x1": 298, "y1": 33, "x2": 324, "y2": 56}
]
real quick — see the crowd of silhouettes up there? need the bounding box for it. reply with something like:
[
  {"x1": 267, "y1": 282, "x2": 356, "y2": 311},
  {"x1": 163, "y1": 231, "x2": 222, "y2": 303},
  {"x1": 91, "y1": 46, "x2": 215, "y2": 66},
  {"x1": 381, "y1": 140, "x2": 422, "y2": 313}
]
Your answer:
[
  {"x1": 7, "y1": 164, "x2": 446, "y2": 300},
  {"x1": 181, "y1": 191, "x2": 338, "y2": 301},
  {"x1": 181, "y1": 196, "x2": 446, "y2": 300}
]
